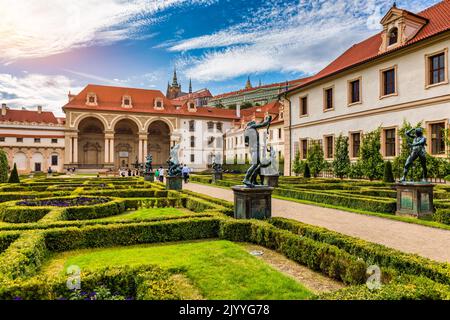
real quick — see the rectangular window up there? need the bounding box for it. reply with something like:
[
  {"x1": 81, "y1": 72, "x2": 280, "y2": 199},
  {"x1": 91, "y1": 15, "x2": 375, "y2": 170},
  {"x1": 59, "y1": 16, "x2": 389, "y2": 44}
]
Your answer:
[
  {"x1": 207, "y1": 122, "x2": 214, "y2": 132},
  {"x1": 384, "y1": 129, "x2": 396, "y2": 157},
  {"x1": 429, "y1": 53, "x2": 446, "y2": 85},
  {"x1": 51, "y1": 138, "x2": 58, "y2": 144},
  {"x1": 0, "y1": 137, "x2": 5, "y2": 142},
  {"x1": 300, "y1": 96, "x2": 308, "y2": 116},
  {"x1": 349, "y1": 79, "x2": 361, "y2": 104},
  {"x1": 430, "y1": 122, "x2": 446, "y2": 155},
  {"x1": 382, "y1": 68, "x2": 396, "y2": 96},
  {"x1": 189, "y1": 121, "x2": 195, "y2": 132},
  {"x1": 16, "y1": 137, "x2": 23, "y2": 143},
  {"x1": 324, "y1": 88, "x2": 333, "y2": 110},
  {"x1": 325, "y1": 136, "x2": 334, "y2": 159},
  {"x1": 216, "y1": 122, "x2": 223, "y2": 132},
  {"x1": 51, "y1": 155, "x2": 58, "y2": 166},
  {"x1": 278, "y1": 128, "x2": 282, "y2": 139},
  {"x1": 190, "y1": 136, "x2": 195, "y2": 148},
  {"x1": 34, "y1": 138, "x2": 41, "y2": 143},
  {"x1": 301, "y1": 139, "x2": 308, "y2": 160},
  {"x1": 351, "y1": 133, "x2": 361, "y2": 158},
  {"x1": 190, "y1": 154, "x2": 195, "y2": 163}
]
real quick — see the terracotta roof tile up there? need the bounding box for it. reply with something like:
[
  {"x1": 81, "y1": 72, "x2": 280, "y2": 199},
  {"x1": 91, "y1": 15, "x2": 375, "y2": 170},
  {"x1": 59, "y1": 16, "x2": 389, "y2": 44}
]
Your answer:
[
  {"x1": 0, "y1": 108, "x2": 59, "y2": 124},
  {"x1": 285, "y1": 0, "x2": 450, "y2": 94}
]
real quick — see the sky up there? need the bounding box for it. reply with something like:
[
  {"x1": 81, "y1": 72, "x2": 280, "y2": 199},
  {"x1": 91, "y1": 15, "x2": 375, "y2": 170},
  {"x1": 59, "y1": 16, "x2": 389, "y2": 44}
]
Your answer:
[{"x1": 0, "y1": 0, "x2": 441, "y2": 116}]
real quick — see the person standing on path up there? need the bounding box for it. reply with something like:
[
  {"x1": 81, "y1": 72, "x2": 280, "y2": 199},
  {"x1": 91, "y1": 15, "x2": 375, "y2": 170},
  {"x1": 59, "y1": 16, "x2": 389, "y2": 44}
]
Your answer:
[
  {"x1": 159, "y1": 167, "x2": 165, "y2": 182},
  {"x1": 182, "y1": 164, "x2": 190, "y2": 183}
]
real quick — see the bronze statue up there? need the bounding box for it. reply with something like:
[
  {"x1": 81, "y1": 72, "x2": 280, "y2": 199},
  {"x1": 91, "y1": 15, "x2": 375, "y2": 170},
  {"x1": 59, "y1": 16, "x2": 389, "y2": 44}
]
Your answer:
[
  {"x1": 144, "y1": 154, "x2": 153, "y2": 175},
  {"x1": 212, "y1": 153, "x2": 223, "y2": 173},
  {"x1": 242, "y1": 115, "x2": 272, "y2": 187},
  {"x1": 167, "y1": 143, "x2": 182, "y2": 177},
  {"x1": 401, "y1": 127, "x2": 427, "y2": 182}
]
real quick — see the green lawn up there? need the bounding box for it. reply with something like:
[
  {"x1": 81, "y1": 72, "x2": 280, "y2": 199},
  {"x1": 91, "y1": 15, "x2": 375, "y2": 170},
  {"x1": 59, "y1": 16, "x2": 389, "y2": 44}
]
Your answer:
[
  {"x1": 96, "y1": 207, "x2": 188, "y2": 221},
  {"x1": 44, "y1": 240, "x2": 313, "y2": 300}
]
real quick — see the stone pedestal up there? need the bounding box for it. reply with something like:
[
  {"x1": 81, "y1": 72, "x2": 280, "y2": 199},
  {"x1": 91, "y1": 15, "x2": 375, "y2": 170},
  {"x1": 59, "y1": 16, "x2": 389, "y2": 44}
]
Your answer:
[
  {"x1": 395, "y1": 182, "x2": 434, "y2": 218},
  {"x1": 263, "y1": 175, "x2": 279, "y2": 187},
  {"x1": 212, "y1": 172, "x2": 223, "y2": 183},
  {"x1": 166, "y1": 176, "x2": 183, "y2": 190},
  {"x1": 144, "y1": 172, "x2": 155, "y2": 182},
  {"x1": 231, "y1": 185, "x2": 274, "y2": 220}
]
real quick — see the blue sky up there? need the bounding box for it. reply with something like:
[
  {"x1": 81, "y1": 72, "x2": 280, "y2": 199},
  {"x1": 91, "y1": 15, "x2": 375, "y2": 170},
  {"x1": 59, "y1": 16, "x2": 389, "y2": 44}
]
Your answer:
[{"x1": 0, "y1": 0, "x2": 441, "y2": 115}]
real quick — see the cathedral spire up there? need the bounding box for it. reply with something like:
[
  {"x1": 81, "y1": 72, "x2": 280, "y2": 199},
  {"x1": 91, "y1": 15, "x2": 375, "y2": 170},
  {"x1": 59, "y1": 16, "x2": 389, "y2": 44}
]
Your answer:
[
  {"x1": 245, "y1": 76, "x2": 252, "y2": 89},
  {"x1": 172, "y1": 67, "x2": 179, "y2": 87},
  {"x1": 189, "y1": 78, "x2": 192, "y2": 94}
]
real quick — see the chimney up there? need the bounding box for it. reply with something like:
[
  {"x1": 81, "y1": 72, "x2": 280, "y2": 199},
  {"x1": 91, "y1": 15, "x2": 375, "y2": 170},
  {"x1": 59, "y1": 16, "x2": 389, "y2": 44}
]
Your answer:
[
  {"x1": 236, "y1": 104, "x2": 241, "y2": 118},
  {"x1": 37, "y1": 105, "x2": 42, "y2": 114},
  {"x1": 1, "y1": 103, "x2": 6, "y2": 116}
]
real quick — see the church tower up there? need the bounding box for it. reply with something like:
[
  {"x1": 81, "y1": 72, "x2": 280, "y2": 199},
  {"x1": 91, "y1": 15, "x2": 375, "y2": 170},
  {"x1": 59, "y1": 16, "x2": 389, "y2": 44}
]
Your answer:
[
  {"x1": 166, "y1": 67, "x2": 183, "y2": 99},
  {"x1": 245, "y1": 76, "x2": 253, "y2": 90}
]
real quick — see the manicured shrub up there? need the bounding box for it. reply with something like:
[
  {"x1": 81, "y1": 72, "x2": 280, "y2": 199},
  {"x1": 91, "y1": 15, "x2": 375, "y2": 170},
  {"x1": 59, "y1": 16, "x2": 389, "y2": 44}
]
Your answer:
[
  {"x1": 332, "y1": 134, "x2": 350, "y2": 179},
  {"x1": 383, "y1": 161, "x2": 395, "y2": 183},
  {"x1": 307, "y1": 140, "x2": 326, "y2": 178},
  {"x1": 269, "y1": 218, "x2": 450, "y2": 286},
  {"x1": 0, "y1": 206, "x2": 51, "y2": 223},
  {"x1": 43, "y1": 218, "x2": 221, "y2": 252},
  {"x1": 8, "y1": 163, "x2": 20, "y2": 184},
  {"x1": 0, "y1": 149, "x2": 8, "y2": 183},
  {"x1": 0, "y1": 231, "x2": 48, "y2": 279},
  {"x1": 292, "y1": 152, "x2": 303, "y2": 176},
  {"x1": 304, "y1": 162, "x2": 311, "y2": 178},
  {"x1": 357, "y1": 128, "x2": 383, "y2": 181},
  {"x1": 219, "y1": 220, "x2": 367, "y2": 285},
  {"x1": 433, "y1": 209, "x2": 450, "y2": 225}
]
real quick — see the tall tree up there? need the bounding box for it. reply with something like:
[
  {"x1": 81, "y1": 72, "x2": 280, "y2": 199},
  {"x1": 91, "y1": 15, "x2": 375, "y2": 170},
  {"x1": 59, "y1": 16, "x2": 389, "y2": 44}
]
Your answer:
[
  {"x1": 307, "y1": 140, "x2": 326, "y2": 178},
  {"x1": 357, "y1": 128, "x2": 384, "y2": 181},
  {"x1": 332, "y1": 134, "x2": 350, "y2": 179},
  {"x1": 292, "y1": 151, "x2": 302, "y2": 176},
  {"x1": 0, "y1": 149, "x2": 8, "y2": 183}
]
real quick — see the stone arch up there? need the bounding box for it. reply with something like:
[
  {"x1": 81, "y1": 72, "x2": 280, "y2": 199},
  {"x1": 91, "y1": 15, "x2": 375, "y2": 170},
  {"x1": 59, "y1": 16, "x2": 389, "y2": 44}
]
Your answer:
[
  {"x1": 110, "y1": 115, "x2": 143, "y2": 133},
  {"x1": 78, "y1": 117, "x2": 105, "y2": 168},
  {"x1": 73, "y1": 113, "x2": 108, "y2": 131},
  {"x1": 114, "y1": 119, "x2": 139, "y2": 169},
  {"x1": 13, "y1": 152, "x2": 27, "y2": 171},
  {"x1": 147, "y1": 120, "x2": 171, "y2": 167},
  {"x1": 144, "y1": 117, "x2": 174, "y2": 134},
  {"x1": 31, "y1": 152, "x2": 44, "y2": 172}
]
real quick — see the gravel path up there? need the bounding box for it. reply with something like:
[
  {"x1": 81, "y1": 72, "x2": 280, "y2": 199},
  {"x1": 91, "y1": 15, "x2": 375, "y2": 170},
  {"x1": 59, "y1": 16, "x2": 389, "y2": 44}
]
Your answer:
[{"x1": 183, "y1": 182, "x2": 450, "y2": 263}]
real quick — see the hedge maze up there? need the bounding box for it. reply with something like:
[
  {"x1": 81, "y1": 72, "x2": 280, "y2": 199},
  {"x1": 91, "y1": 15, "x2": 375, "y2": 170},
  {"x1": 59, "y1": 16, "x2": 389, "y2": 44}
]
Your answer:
[
  {"x1": 0, "y1": 176, "x2": 449, "y2": 300},
  {"x1": 191, "y1": 174, "x2": 450, "y2": 226}
]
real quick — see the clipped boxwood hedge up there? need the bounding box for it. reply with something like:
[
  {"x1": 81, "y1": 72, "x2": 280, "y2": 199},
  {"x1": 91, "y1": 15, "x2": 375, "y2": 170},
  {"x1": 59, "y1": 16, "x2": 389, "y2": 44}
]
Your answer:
[
  {"x1": 269, "y1": 217, "x2": 450, "y2": 285},
  {"x1": 433, "y1": 209, "x2": 450, "y2": 225},
  {"x1": 219, "y1": 219, "x2": 367, "y2": 285}
]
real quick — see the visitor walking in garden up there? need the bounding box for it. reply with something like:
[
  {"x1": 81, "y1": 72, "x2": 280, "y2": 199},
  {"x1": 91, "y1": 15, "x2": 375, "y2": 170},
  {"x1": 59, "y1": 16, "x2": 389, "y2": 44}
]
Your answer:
[
  {"x1": 155, "y1": 168, "x2": 160, "y2": 180},
  {"x1": 182, "y1": 164, "x2": 190, "y2": 183},
  {"x1": 159, "y1": 167, "x2": 165, "y2": 182}
]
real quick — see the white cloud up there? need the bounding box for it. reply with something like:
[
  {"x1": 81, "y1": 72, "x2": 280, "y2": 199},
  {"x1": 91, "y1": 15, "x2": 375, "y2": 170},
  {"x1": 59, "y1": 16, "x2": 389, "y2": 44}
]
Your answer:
[
  {"x1": 0, "y1": 0, "x2": 215, "y2": 62},
  {"x1": 0, "y1": 73, "x2": 81, "y2": 116},
  {"x1": 167, "y1": 0, "x2": 440, "y2": 81}
]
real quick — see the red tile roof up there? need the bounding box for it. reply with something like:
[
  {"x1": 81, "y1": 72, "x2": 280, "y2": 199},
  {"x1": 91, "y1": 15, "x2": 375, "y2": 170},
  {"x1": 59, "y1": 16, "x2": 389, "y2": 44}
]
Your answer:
[
  {"x1": 0, "y1": 108, "x2": 60, "y2": 124},
  {"x1": 64, "y1": 84, "x2": 238, "y2": 120},
  {"x1": 285, "y1": 0, "x2": 450, "y2": 95},
  {"x1": 171, "y1": 88, "x2": 212, "y2": 102}
]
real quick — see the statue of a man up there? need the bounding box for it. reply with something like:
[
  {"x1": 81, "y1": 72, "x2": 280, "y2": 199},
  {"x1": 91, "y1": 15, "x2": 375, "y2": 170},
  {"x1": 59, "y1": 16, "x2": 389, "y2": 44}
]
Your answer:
[
  {"x1": 144, "y1": 154, "x2": 153, "y2": 174},
  {"x1": 243, "y1": 115, "x2": 272, "y2": 187},
  {"x1": 212, "y1": 153, "x2": 223, "y2": 173},
  {"x1": 401, "y1": 127, "x2": 427, "y2": 182},
  {"x1": 167, "y1": 143, "x2": 182, "y2": 177}
]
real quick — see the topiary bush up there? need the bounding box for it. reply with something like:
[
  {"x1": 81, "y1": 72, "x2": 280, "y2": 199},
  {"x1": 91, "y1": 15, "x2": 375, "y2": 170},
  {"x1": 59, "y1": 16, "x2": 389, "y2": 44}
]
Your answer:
[
  {"x1": 383, "y1": 161, "x2": 395, "y2": 183},
  {"x1": 8, "y1": 163, "x2": 20, "y2": 184},
  {"x1": 304, "y1": 162, "x2": 311, "y2": 178}
]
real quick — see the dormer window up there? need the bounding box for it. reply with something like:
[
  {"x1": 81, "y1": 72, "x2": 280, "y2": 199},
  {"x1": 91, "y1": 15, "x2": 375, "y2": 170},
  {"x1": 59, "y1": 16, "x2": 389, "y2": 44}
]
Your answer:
[
  {"x1": 388, "y1": 28, "x2": 398, "y2": 46},
  {"x1": 188, "y1": 102, "x2": 196, "y2": 112},
  {"x1": 86, "y1": 93, "x2": 98, "y2": 106},
  {"x1": 154, "y1": 98, "x2": 164, "y2": 110},
  {"x1": 121, "y1": 95, "x2": 132, "y2": 108}
]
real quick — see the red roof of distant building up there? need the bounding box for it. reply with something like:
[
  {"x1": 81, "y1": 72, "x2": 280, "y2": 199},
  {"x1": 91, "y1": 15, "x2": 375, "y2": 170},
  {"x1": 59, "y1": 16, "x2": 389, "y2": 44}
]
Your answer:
[
  {"x1": 285, "y1": 0, "x2": 450, "y2": 95},
  {"x1": 0, "y1": 108, "x2": 60, "y2": 124},
  {"x1": 64, "y1": 84, "x2": 238, "y2": 120},
  {"x1": 171, "y1": 88, "x2": 212, "y2": 102}
]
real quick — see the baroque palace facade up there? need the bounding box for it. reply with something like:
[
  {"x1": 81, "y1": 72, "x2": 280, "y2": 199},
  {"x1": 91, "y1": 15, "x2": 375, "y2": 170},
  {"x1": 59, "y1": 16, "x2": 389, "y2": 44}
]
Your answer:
[{"x1": 281, "y1": 1, "x2": 450, "y2": 175}]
